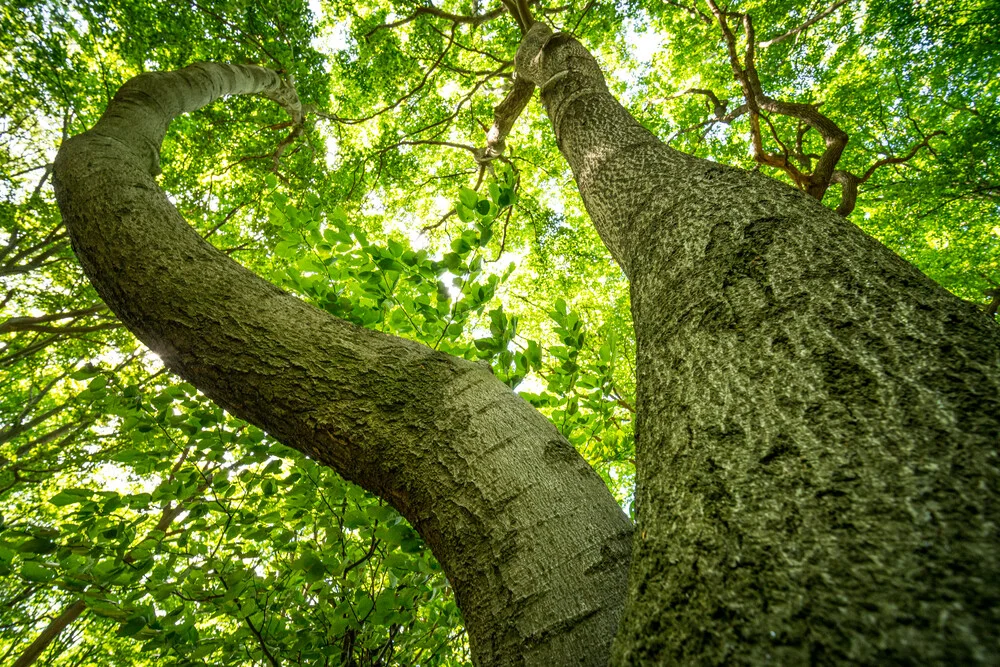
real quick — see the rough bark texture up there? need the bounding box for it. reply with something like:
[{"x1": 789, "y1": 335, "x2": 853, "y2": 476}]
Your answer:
[
  {"x1": 52, "y1": 62, "x2": 632, "y2": 667},
  {"x1": 516, "y1": 23, "x2": 1000, "y2": 665}
]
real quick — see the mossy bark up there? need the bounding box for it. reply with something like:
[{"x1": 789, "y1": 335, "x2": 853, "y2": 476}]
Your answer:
[{"x1": 516, "y1": 23, "x2": 1000, "y2": 665}]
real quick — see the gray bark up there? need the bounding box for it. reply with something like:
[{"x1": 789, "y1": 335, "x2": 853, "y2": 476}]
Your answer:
[
  {"x1": 515, "y1": 23, "x2": 1000, "y2": 664},
  {"x1": 52, "y1": 62, "x2": 631, "y2": 666}
]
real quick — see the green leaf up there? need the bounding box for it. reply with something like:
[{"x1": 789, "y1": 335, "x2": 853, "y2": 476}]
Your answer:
[
  {"x1": 49, "y1": 488, "x2": 94, "y2": 506},
  {"x1": 20, "y1": 561, "x2": 54, "y2": 582},
  {"x1": 18, "y1": 537, "x2": 57, "y2": 554},
  {"x1": 474, "y1": 338, "x2": 497, "y2": 352},
  {"x1": 355, "y1": 595, "x2": 374, "y2": 619},
  {"x1": 329, "y1": 206, "x2": 348, "y2": 226},
  {"x1": 0, "y1": 546, "x2": 15, "y2": 564},
  {"x1": 275, "y1": 240, "x2": 296, "y2": 259},
  {"x1": 377, "y1": 257, "x2": 405, "y2": 272},
  {"x1": 70, "y1": 366, "x2": 100, "y2": 380},
  {"x1": 458, "y1": 187, "x2": 479, "y2": 209},
  {"x1": 343, "y1": 510, "x2": 368, "y2": 529},
  {"x1": 387, "y1": 239, "x2": 405, "y2": 257},
  {"x1": 118, "y1": 616, "x2": 147, "y2": 637}
]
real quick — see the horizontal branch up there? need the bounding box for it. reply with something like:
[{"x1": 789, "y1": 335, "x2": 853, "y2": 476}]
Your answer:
[
  {"x1": 0, "y1": 305, "x2": 109, "y2": 334},
  {"x1": 858, "y1": 131, "x2": 945, "y2": 183}
]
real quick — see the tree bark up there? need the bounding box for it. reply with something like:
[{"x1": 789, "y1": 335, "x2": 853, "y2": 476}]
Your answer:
[
  {"x1": 515, "y1": 23, "x2": 1000, "y2": 664},
  {"x1": 52, "y1": 63, "x2": 632, "y2": 666}
]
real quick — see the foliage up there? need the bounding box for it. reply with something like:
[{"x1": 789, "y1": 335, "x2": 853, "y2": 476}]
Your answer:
[{"x1": 0, "y1": 0, "x2": 995, "y2": 664}]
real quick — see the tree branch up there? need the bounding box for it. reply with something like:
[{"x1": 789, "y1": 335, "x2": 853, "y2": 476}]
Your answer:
[
  {"x1": 318, "y1": 24, "x2": 457, "y2": 125},
  {"x1": 759, "y1": 0, "x2": 853, "y2": 48},
  {"x1": 0, "y1": 305, "x2": 109, "y2": 335},
  {"x1": 831, "y1": 131, "x2": 944, "y2": 216},
  {"x1": 9, "y1": 601, "x2": 87, "y2": 667},
  {"x1": 365, "y1": 3, "x2": 508, "y2": 40},
  {"x1": 706, "y1": 0, "x2": 848, "y2": 200},
  {"x1": 858, "y1": 131, "x2": 946, "y2": 183},
  {"x1": 475, "y1": 76, "x2": 536, "y2": 164}
]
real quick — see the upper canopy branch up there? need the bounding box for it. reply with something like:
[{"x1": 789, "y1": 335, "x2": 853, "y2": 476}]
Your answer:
[
  {"x1": 759, "y1": 0, "x2": 852, "y2": 49},
  {"x1": 663, "y1": 87, "x2": 748, "y2": 142},
  {"x1": 500, "y1": 0, "x2": 537, "y2": 33},
  {"x1": 698, "y1": 0, "x2": 937, "y2": 216},
  {"x1": 706, "y1": 0, "x2": 847, "y2": 201},
  {"x1": 831, "y1": 130, "x2": 945, "y2": 215},
  {"x1": 364, "y1": 3, "x2": 508, "y2": 40},
  {"x1": 365, "y1": 0, "x2": 561, "y2": 40},
  {"x1": 353, "y1": 2, "x2": 579, "y2": 193},
  {"x1": 318, "y1": 24, "x2": 459, "y2": 125}
]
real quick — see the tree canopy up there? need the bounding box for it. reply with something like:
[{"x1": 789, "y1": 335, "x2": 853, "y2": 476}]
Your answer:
[{"x1": 1, "y1": 0, "x2": 997, "y2": 664}]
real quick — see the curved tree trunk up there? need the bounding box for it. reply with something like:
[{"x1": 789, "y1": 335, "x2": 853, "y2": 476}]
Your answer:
[
  {"x1": 52, "y1": 63, "x2": 632, "y2": 667},
  {"x1": 515, "y1": 24, "x2": 1000, "y2": 664}
]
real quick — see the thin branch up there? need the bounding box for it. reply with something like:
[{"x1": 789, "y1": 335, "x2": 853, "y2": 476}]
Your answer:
[
  {"x1": 342, "y1": 532, "x2": 380, "y2": 576},
  {"x1": 665, "y1": 0, "x2": 712, "y2": 24},
  {"x1": 319, "y1": 24, "x2": 458, "y2": 125},
  {"x1": 398, "y1": 140, "x2": 478, "y2": 154},
  {"x1": 858, "y1": 131, "x2": 945, "y2": 183},
  {"x1": 666, "y1": 103, "x2": 748, "y2": 142},
  {"x1": 191, "y1": 1, "x2": 285, "y2": 68},
  {"x1": 422, "y1": 208, "x2": 457, "y2": 232},
  {"x1": 0, "y1": 305, "x2": 108, "y2": 335},
  {"x1": 202, "y1": 201, "x2": 248, "y2": 240},
  {"x1": 365, "y1": 3, "x2": 507, "y2": 40},
  {"x1": 759, "y1": 0, "x2": 852, "y2": 48},
  {"x1": 831, "y1": 131, "x2": 944, "y2": 216}
]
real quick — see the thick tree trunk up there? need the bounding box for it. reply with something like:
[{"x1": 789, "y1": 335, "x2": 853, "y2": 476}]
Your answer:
[
  {"x1": 52, "y1": 63, "x2": 632, "y2": 666},
  {"x1": 515, "y1": 24, "x2": 1000, "y2": 664}
]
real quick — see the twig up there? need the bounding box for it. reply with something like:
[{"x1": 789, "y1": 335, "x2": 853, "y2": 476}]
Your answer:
[{"x1": 759, "y1": 0, "x2": 852, "y2": 48}]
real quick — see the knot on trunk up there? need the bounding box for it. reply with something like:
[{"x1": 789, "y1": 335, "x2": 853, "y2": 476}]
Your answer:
[
  {"x1": 514, "y1": 24, "x2": 607, "y2": 98},
  {"x1": 514, "y1": 22, "x2": 554, "y2": 85}
]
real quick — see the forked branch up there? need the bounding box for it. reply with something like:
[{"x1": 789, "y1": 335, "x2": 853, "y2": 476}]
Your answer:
[
  {"x1": 831, "y1": 131, "x2": 945, "y2": 215},
  {"x1": 695, "y1": 0, "x2": 937, "y2": 216}
]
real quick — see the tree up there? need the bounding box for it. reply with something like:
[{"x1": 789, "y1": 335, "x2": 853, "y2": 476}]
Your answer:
[{"x1": 3, "y1": 0, "x2": 999, "y2": 665}]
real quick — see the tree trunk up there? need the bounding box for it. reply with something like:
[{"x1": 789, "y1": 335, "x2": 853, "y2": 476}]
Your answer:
[
  {"x1": 11, "y1": 599, "x2": 86, "y2": 667},
  {"x1": 52, "y1": 63, "x2": 632, "y2": 666},
  {"x1": 515, "y1": 24, "x2": 1000, "y2": 664}
]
